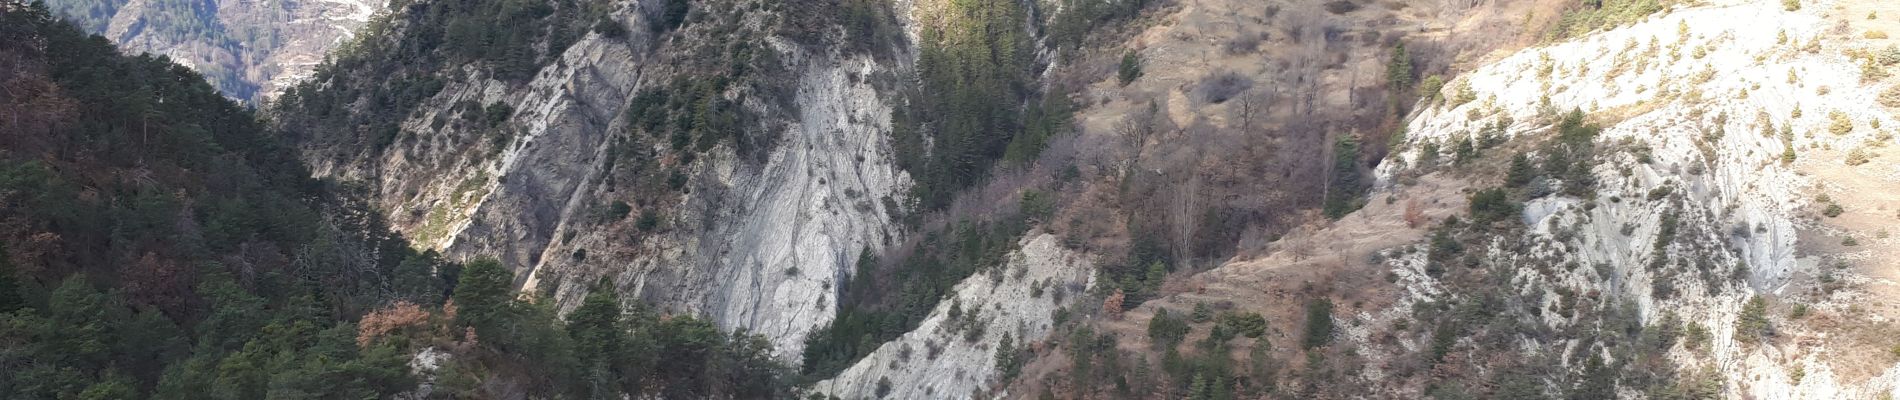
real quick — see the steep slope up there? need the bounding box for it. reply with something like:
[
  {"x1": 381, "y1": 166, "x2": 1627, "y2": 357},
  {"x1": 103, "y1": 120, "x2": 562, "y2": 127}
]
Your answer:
[
  {"x1": 1369, "y1": 1, "x2": 1900, "y2": 395},
  {"x1": 271, "y1": 0, "x2": 1581, "y2": 397},
  {"x1": 1001, "y1": 0, "x2": 1900, "y2": 398},
  {"x1": 42, "y1": 0, "x2": 380, "y2": 102},
  {"x1": 275, "y1": 0, "x2": 915, "y2": 359},
  {"x1": 0, "y1": 4, "x2": 428, "y2": 397},
  {"x1": 0, "y1": 4, "x2": 792, "y2": 398}
]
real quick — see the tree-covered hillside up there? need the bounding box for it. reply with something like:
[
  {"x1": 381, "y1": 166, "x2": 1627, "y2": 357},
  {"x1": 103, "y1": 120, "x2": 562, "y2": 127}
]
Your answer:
[{"x1": 0, "y1": 3, "x2": 790, "y2": 398}]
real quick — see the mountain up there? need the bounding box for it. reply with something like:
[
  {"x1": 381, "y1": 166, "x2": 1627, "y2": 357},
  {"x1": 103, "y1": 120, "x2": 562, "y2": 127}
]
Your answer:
[
  {"x1": 998, "y1": 0, "x2": 1900, "y2": 398},
  {"x1": 40, "y1": 0, "x2": 380, "y2": 102},
  {"x1": 12, "y1": 0, "x2": 1900, "y2": 397},
  {"x1": 0, "y1": 3, "x2": 787, "y2": 398}
]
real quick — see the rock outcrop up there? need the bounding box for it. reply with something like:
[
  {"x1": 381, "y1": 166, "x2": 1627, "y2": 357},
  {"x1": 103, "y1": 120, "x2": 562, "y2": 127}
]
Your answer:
[
  {"x1": 293, "y1": 5, "x2": 915, "y2": 358},
  {"x1": 813, "y1": 233, "x2": 1095, "y2": 399},
  {"x1": 1371, "y1": 0, "x2": 1900, "y2": 396}
]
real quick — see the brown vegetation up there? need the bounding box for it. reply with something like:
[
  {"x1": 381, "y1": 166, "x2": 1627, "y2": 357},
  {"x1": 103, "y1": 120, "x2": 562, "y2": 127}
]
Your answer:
[{"x1": 358, "y1": 300, "x2": 434, "y2": 346}]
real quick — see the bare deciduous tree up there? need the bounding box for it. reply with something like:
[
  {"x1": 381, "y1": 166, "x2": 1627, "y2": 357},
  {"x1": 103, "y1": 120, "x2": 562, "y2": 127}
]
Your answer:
[
  {"x1": 1169, "y1": 172, "x2": 1203, "y2": 267},
  {"x1": 1404, "y1": 198, "x2": 1425, "y2": 228},
  {"x1": 1116, "y1": 99, "x2": 1163, "y2": 176}
]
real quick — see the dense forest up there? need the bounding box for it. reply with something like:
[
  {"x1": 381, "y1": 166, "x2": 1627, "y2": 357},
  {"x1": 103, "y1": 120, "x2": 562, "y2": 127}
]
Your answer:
[{"x1": 0, "y1": 3, "x2": 788, "y2": 398}]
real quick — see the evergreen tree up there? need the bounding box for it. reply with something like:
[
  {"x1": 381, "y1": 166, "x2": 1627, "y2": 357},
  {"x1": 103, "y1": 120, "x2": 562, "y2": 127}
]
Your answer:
[
  {"x1": 454, "y1": 258, "x2": 514, "y2": 332},
  {"x1": 1387, "y1": 43, "x2": 1415, "y2": 91},
  {"x1": 1323, "y1": 137, "x2": 1366, "y2": 219},
  {"x1": 1148, "y1": 308, "x2": 1189, "y2": 348},
  {"x1": 1144, "y1": 261, "x2": 1168, "y2": 295},
  {"x1": 567, "y1": 280, "x2": 631, "y2": 398},
  {"x1": 1736, "y1": 295, "x2": 1771, "y2": 343},
  {"x1": 1454, "y1": 138, "x2": 1477, "y2": 164},
  {"x1": 1189, "y1": 373, "x2": 1210, "y2": 400},
  {"x1": 1506, "y1": 153, "x2": 1535, "y2": 188},
  {"x1": 45, "y1": 276, "x2": 121, "y2": 369},
  {"x1": 1569, "y1": 353, "x2": 1616, "y2": 400},
  {"x1": 0, "y1": 246, "x2": 22, "y2": 313},
  {"x1": 1119, "y1": 51, "x2": 1143, "y2": 86},
  {"x1": 1302, "y1": 298, "x2": 1334, "y2": 349},
  {"x1": 392, "y1": 253, "x2": 443, "y2": 304}
]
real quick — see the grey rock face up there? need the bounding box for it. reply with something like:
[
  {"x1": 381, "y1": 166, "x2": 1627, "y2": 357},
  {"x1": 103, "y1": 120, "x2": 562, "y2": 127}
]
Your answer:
[
  {"x1": 812, "y1": 234, "x2": 1095, "y2": 399},
  {"x1": 302, "y1": 15, "x2": 914, "y2": 358}
]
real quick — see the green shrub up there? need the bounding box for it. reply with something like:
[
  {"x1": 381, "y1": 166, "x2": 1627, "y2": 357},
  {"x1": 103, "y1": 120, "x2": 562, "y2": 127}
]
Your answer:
[
  {"x1": 1148, "y1": 308, "x2": 1191, "y2": 348},
  {"x1": 1220, "y1": 312, "x2": 1268, "y2": 338},
  {"x1": 1418, "y1": 75, "x2": 1446, "y2": 102},
  {"x1": 1830, "y1": 111, "x2": 1855, "y2": 135},
  {"x1": 1119, "y1": 51, "x2": 1143, "y2": 86},
  {"x1": 1452, "y1": 81, "x2": 1477, "y2": 106},
  {"x1": 1020, "y1": 189, "x2": 1054, "y2": 220},
  {"x1": 1302, "y1": 298, "x2": 1335, "y2": 349},
  {"x1": 1468, "y1": 187, "x2": 1521, "y2": 224},
  {"x1": 593, "y1": 16, "x2": 627, "y2": 38},
  {"x1": 601, "y1": 200, "x2": 633, "y2": 222},
  {"x1": 636, "y1": 211, "x2": 660, "y2": 231},
  {"x1": 1736, "y1": 295, "x2": 1771, "y2": 343}
]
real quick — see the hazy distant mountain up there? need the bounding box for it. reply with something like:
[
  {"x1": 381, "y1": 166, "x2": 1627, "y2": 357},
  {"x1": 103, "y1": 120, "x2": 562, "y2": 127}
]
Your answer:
[{"x1": 43, "y1": 0, "x2": 379, "y2": 102}]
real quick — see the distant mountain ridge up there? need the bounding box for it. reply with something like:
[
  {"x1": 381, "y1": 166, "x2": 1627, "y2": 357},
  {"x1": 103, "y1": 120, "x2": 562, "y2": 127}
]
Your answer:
[{"x1": 42, "y1": 0, "x2": 379, "y2": 102}]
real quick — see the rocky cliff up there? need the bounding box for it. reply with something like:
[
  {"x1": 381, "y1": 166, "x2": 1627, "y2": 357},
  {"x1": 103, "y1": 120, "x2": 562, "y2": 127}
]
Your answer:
[
  {"x1": 255, "y1": 0, "x2": 1900, "y2": 396},
  {"x1": 277, "y1": 0, "x2": 918, "y2": 360},
  {"x1": 1001, "y1": 0, "x2": 1900, "y2": 398},
  {"x1": 1378, "y1": 1, "x2": 1900, "y2": 396}
]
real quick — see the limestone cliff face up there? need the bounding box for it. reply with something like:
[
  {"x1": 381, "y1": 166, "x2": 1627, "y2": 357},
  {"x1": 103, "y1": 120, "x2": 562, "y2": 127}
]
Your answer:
[
  {"x1": 518, "y1": 43, "x2": 914, "y2": 357},
  {"x1": 813, "y1": 234, "x2": 1095, "y2": 399},
  {"x1": 294, "y1": 4, "x2": 916, "y2": 358},
  {"x1": 1370, "y1": 1, "x2": 1900, "y2": 396}
]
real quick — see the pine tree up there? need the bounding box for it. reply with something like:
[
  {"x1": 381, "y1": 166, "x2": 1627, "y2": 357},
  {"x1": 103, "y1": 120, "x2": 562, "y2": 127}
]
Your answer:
[
  {"x1": 568, "y1": 280, "x2": 629, "y2": 398},
  {"x1": 1144, "y1": 261, "x2": 1168, "y2": 295},
  {"x1": 994, "y1": 333, "x2": 1021, "y2": 380},
  {"x1": 1211, "y1": 375, "x2": 1234, "y2": 400},
  {"x1": 1736, "y1": 295, "x2": 1771, "y2": 343},
  {"x1": 1323, "y1": 137, "x2": 1365, "y2": 219},
  {"x1": 0, "y1": 245, "x2": 23, "y2": 313},
  {"x1": 1387, "y1": 43, "x2": 1415, "y2": 91},
  {"x1": 453, "y1": 258, "x2": 514, "y2": 333},
  {"x1": 1454, "y1": 138, "x2": 1477, "y2": 164},
  {"x1": 1120, "y1": 51, "x2": 1143, "y2": 86},
  {"x1": 1189, "y1": 373, "x2": 1211, "y2": 400},
  {"x1": 1506, "y1": 153, "x2": 1534, "y2": 188}
]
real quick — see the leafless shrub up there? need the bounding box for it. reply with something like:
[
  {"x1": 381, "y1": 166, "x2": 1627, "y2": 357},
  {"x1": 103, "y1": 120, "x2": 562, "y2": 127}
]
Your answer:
[
  {"x1": 1324, "y1": 1, "x2": 1361, "y2": 15},
  {"x1": 1196, "y1": 71, "x2": 1254, "y2": 104},
  {"x1": 1224, "y1": 32, "x2": 1266, "y2": 55}
]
